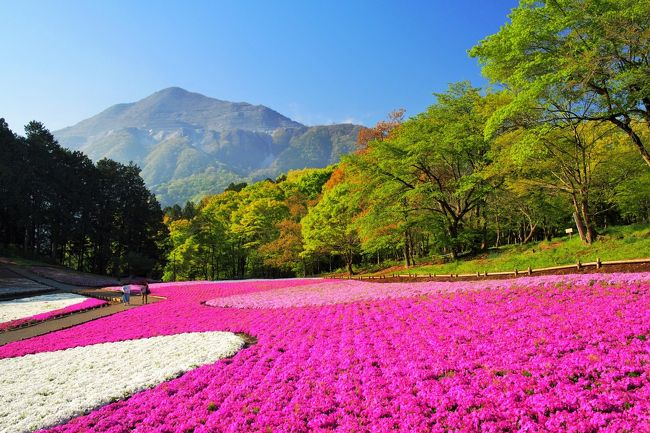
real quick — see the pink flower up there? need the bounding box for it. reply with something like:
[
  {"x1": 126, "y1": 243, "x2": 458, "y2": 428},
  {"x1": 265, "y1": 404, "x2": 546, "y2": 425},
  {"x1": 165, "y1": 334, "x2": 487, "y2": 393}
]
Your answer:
[{"x1": 0, "y1": 273, "x2": 643, "y2": 433}]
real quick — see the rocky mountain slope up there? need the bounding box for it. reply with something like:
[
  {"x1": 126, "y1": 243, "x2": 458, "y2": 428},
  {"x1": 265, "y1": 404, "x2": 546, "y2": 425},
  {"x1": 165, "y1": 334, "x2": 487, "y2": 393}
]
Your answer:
[{"x1": 55, "y1": 87, "x2": 361, "y2": 205}]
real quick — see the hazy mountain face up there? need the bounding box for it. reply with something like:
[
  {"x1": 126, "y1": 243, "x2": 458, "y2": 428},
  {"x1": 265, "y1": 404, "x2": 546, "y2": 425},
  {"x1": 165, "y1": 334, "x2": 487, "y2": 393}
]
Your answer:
[{"x1": 55, "y1": 87, "x2": 361, "y2": 206}]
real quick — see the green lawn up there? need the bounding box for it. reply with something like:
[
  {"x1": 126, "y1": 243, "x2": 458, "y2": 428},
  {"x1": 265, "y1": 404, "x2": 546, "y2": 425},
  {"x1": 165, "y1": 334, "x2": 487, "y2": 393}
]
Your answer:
[{"x1": 377, "y1": 224, "x2": 650, "y2": 276}]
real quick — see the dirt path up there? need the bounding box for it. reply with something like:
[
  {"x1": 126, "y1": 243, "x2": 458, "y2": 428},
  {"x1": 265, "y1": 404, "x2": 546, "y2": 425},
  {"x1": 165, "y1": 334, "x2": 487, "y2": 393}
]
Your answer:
[
  {"x1": 0, "y1": 261, "x2": 166, "y2": 347},
  {"x1": 1, "y1": 263, "x2": 81, "y2": 292},
  {"x1": 0, "y1": 295, "x2": 163, "y2": 346}
]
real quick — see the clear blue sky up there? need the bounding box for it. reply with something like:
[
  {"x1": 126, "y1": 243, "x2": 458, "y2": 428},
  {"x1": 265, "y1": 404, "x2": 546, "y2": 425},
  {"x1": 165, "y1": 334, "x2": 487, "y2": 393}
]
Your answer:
[{"x1": 0, "y1": 0, "x2": 518, "y2": 133}]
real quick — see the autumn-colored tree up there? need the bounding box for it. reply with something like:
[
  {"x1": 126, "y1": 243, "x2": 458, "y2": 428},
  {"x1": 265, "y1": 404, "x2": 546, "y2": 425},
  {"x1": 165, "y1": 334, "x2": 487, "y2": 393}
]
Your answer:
[{"x1": 356, "y1": 109, "x2": 405, "y2": 148}]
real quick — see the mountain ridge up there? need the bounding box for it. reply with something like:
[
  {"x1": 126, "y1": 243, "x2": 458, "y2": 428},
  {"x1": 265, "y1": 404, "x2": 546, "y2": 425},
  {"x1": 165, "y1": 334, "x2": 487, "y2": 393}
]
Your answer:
[{"x1": 55, "y1": 87, "x2": 362, "y2": 206}]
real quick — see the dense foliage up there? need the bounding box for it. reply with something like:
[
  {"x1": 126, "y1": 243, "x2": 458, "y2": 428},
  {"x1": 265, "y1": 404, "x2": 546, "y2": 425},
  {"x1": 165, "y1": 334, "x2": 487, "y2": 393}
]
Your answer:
[
  {"x1": 162, "y1": 1, "x2": 650, "y2": 279},
  {"x1": 163, "y1": 168, "x2": 334, "y2": 280},
  {"x1": 470, "y1": 0, "x2": 650, "y2": 167},
  {"x1": 0, "y1": 119, "x2": 167, "y2": 276},
  {"x1": 165, "y1": 92, "x2": 649, "y2": 278},
  {"x1": 4, "y1": 0, "x2": 650, "y2": 280}
]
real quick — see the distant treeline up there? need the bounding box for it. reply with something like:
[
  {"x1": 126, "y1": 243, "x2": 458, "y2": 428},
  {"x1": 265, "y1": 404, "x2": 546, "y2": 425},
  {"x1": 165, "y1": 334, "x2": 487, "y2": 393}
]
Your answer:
[
  {"x1": 0, "y1": 119, "x2": 167, "y2": 277},
  {"x1": 163, "y1": 0, "x2": 650, "y2": 279},
  {"x1": 162, "y1": 169, "x2": 335, "y2": 280}
]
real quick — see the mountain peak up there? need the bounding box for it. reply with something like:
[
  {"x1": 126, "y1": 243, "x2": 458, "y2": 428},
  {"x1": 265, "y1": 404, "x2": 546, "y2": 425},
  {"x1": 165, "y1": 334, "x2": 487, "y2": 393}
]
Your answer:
[
  {"x1": 56, "y1": 88, "x2": 304, "y2": 137},
  {"x1": 54, "y1": 89, "x2": 361, "y2": 205},
  {"x1": 146, "y1": 87, "x2": 213, "y2": 102},
  {"x1": 156, "y1": 86, "x2": 190, "y2": 95}
]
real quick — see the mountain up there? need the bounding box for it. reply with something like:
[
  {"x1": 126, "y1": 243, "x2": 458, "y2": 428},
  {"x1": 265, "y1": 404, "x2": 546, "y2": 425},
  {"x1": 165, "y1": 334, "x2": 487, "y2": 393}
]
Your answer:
[{"x1": 55, "y1": 87, "x2": 362, "y2": 206}]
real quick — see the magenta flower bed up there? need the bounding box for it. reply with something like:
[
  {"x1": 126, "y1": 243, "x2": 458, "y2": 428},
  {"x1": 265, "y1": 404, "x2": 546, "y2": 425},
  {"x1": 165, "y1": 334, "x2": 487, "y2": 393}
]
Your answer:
[
  {"x1": 205, "y1": 273, "x2": 650, "y2": 308},
  {"x1": 1, "y1": 275, "x2": 648, "y2": 432},
  {"x1": 0, "y1": 297, "x2": 107, "y2": 332}
]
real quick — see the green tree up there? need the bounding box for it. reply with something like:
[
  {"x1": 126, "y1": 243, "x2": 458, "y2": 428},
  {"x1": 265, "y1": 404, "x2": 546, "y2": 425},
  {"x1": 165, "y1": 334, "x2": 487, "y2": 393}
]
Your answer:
[
  {"x1": 470, "y1": 0, "x2": 650, "y2": 168},
  {"x1": 301, "y1": 180, "x2": 360, "y2": 275},
  {"x1": 348, "y1": 83, "x2": 498, "y2": 258},
  {"x1": 0, "y1": 120, "x2": 166, "y2": 277}
]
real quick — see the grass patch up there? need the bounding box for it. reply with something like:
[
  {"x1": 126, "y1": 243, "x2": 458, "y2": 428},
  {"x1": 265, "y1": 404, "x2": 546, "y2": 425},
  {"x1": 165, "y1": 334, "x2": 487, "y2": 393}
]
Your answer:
[{"x1": 374, "y1": 224, "x2": 650, "y2": 276}]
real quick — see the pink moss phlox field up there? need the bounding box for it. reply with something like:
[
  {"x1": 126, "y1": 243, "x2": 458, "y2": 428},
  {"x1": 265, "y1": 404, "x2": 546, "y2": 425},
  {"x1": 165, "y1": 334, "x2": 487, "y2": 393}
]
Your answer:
[
  {"x1": 206, "y1": 272, "x2": 650, "y2": 308},
  {"x1": 0, "y1": 297, "x2": 107, "y2": 332},
  {"x1": 0, "y1": 279, "x2": 332, "y2": 357},
  {"x1": 0, "y1": 274, "x2": 647, "y2": 432}
]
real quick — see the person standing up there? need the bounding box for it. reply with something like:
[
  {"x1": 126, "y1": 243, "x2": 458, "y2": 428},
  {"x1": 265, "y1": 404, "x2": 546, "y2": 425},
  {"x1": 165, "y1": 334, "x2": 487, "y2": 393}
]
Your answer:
[
  {"x1": 122, "y1": 283, "x2": 131, "y2": 305},
  {"x1": 141, "y1": 281, "x2": 150, "y2": 305}
]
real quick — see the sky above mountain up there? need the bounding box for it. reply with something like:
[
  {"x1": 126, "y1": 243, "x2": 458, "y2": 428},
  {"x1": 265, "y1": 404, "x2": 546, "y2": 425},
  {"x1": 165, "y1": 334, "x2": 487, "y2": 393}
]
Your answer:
[{"x1": 0, "y1": 0, "x2": 518, "y2": 133}]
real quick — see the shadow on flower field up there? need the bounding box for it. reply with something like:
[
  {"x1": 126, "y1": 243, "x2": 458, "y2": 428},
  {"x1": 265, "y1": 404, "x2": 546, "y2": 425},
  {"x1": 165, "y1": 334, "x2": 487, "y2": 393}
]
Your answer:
[{"x1": 0, "y1": 275, "x2": 648, "y2": 432}]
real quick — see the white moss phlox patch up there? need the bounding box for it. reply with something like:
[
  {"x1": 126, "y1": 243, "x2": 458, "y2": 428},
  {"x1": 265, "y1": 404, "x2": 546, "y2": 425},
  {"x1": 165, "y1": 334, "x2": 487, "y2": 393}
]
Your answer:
[
  {"x1": 0, "y1": 293, "x2": 89, "y2": 323},
  {"x1": 0, "y1": 331, "x2": 246, "y2": 433}
]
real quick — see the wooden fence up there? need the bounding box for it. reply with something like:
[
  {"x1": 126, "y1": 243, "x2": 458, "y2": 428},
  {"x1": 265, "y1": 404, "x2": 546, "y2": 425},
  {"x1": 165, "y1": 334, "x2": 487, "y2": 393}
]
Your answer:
[{"x1": 332, "y1": 257, "x2": 650, "y2": 280}]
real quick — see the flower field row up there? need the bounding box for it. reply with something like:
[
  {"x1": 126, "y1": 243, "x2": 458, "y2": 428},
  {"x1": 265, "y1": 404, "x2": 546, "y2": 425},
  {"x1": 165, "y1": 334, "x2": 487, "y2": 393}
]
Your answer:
[
  {"x1": 0, "y1": 274, "x2": 647, "y2": 432},
  {"x1": 0, "y1": 294, "x2": 107, "y2": 331},
  {"x1": 0, "y1": 278, "x2": 330, "y2": 358},
  {"x1": 0, "y1": 331, "x2": 245, "y2": 433},
  {"x1": 206, "y1": 272, "x2": 650, "y2": 308}
]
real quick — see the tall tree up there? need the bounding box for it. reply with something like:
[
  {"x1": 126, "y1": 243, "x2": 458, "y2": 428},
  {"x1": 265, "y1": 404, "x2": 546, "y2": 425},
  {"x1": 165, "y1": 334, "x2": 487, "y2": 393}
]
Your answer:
[
  {"x1": 470, "y1": 0, "x2": 650, "y2": 168},
  {"x1": 302, "y1": 179, "x2": 360, "y2": 275},
  {"x1": 0, "y1": 120, "x2": 166, "y2": 276},
  {"x1": 348, "y1": 83, "x2": 498, "y2": 258}
]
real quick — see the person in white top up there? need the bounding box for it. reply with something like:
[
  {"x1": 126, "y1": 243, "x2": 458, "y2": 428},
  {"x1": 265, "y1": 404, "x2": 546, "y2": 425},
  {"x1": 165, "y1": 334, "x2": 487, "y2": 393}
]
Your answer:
[{"x1": 121, "y1": 284, "x2": 131, "y2": 305}]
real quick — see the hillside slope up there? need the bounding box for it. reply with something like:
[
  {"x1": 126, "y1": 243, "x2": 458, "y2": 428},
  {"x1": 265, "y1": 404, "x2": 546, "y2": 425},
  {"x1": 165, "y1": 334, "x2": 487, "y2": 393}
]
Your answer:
[
  {"x1": 55, "y1": 88, "x2": 362, "y2": 205},
  {"x1": 355, "y1": 224, "x2": 650, "y2": 276}
]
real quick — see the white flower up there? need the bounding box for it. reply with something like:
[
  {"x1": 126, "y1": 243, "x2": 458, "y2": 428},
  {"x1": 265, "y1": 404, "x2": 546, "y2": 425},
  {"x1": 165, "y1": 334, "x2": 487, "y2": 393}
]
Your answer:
[
  {"x1": 0, "y1": 294, "x2": 89, "y2": 323},
  {"x1": 0, "y1": 332, "x2": 245, "y2": 433}
]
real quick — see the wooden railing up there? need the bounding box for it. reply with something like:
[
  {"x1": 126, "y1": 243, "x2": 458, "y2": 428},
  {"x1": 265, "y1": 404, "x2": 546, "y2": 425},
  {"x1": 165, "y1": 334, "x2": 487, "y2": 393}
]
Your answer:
[{"x1": 331, "y1": 257, "x2": 650, "y2": 280}]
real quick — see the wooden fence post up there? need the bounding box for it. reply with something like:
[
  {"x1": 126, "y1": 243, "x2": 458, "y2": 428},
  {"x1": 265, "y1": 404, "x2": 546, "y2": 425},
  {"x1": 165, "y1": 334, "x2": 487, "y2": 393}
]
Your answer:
[
  {"x1": 527, "y1": 266, "x2": 532, "y2": 275},
  {"x1": 596, "y1": 257, "x2": 602, "y2": 269},
  {"x1": 576, "y1": 260, "x2": 582, "y2": 270},
  {"x1": 514, "y1": 268, "x2": 518, "y2": 276}
]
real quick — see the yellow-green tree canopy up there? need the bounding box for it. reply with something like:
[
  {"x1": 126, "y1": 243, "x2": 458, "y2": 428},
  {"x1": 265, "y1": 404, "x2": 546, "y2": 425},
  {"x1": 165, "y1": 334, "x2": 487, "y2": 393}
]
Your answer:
[{"x1": 471, "y1": 0, "x2": 650, "y2": 167}]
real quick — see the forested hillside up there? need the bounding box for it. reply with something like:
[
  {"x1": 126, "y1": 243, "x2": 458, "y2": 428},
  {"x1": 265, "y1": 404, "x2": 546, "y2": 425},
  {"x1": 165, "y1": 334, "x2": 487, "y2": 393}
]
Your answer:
[
  {"x1": 163, "y1": 0, "x2": 650, "y2": 280},
  {"x1": 0, "y1": 120, "x2": 167, "y2": 277}
]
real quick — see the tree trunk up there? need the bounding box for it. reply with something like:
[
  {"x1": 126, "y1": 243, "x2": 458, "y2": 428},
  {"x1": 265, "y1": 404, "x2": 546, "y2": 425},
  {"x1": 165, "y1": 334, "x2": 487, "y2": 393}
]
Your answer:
[
  {"x1": 448, "y1": 220, "x2": 459, "y2": 259},
  {"x1": 409, "y1": 234, "x2": 416, "y2": 266},
  {"x1": 610, "y1": 117, "x2": 650, "y2": 169},
  {"x1": 522, "y1": 224, "x2": 537, "y2": 244},
  {"x1": 523, "y1": 220, "x2": 537, "y2": 243},
  {"x1": 480, "y1": 221, "x2": 488, "y2": 251},
  {"x1": 580, "y1": 199, "x2": 596, "y2": 244},
  {"x1": 403, "y1": 231, "x2": 411, "y2": 268},
  {"x1": 346, "y1": 250, "x2": 354, "y2": 276}
]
